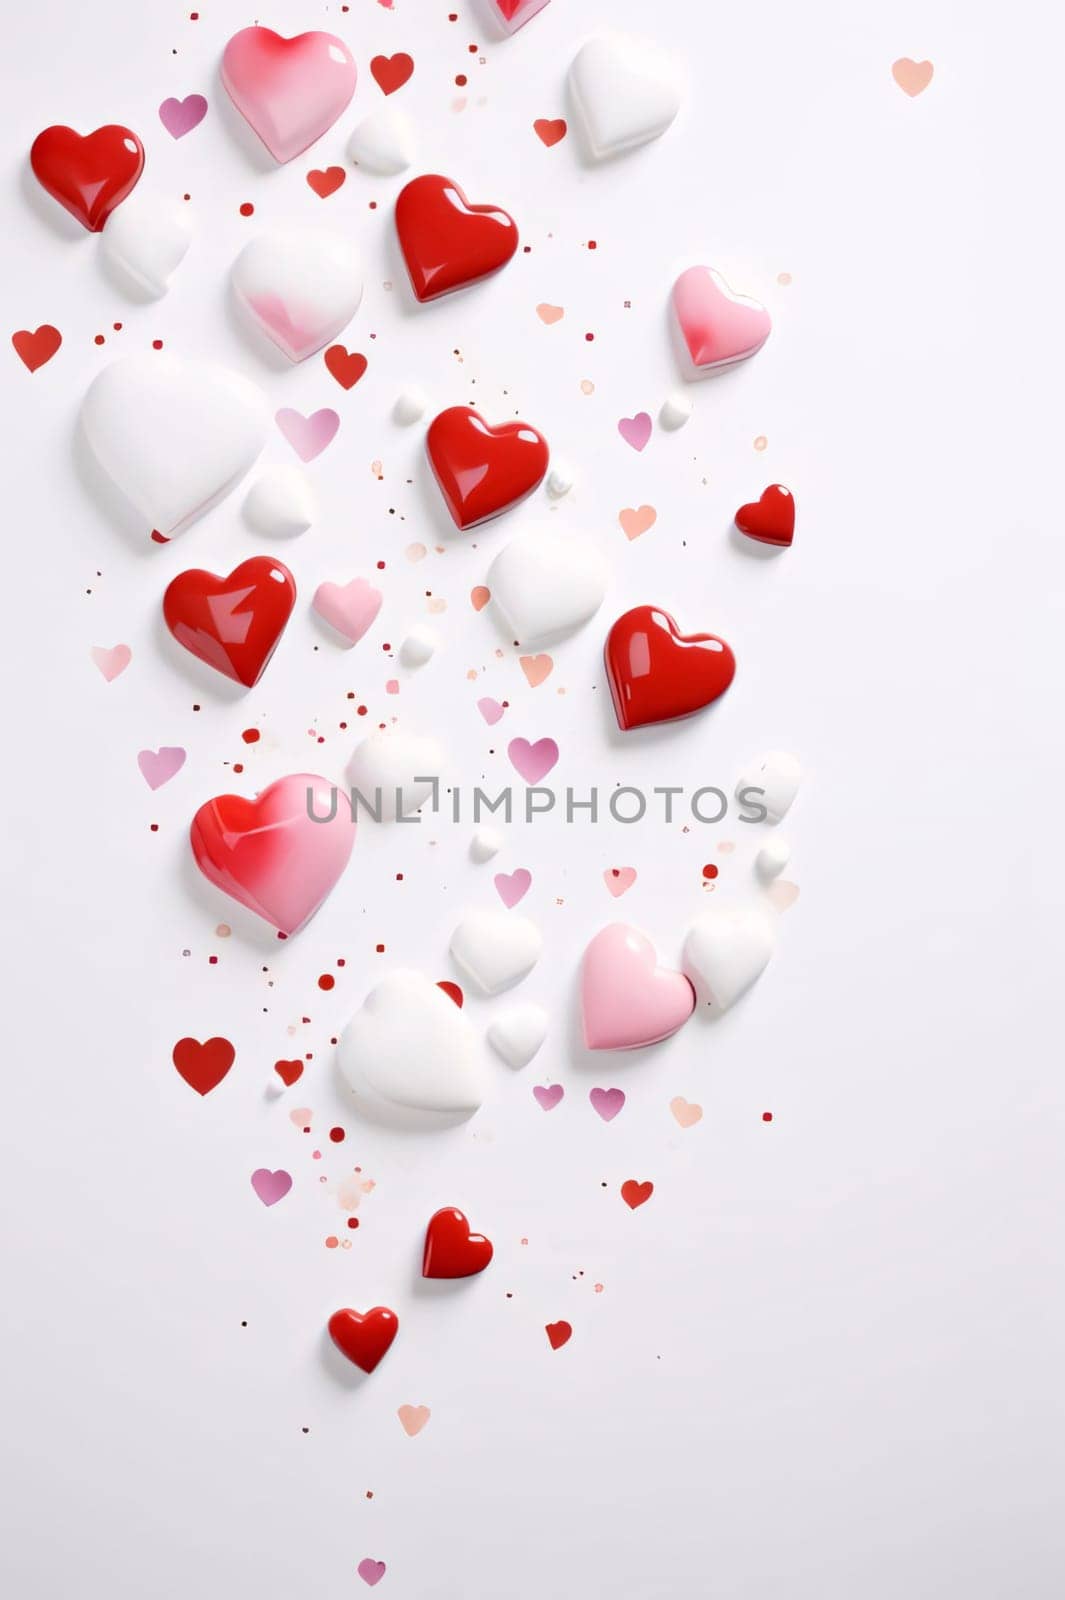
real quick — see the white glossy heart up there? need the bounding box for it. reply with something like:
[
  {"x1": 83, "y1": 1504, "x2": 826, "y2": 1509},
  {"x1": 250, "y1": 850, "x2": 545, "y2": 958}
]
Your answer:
[
  {"x1": 347, "y1": 104, "x2": 417, "y2": 175},
  {"x1": 487, "y1": 528, "x2": 608, "y2": 644},
  {"x1": 569, "y1": 34, "x2": 682, "y2": 159},
  {"x1": 737, "y1": 751, "x2": 803, "y2": 823},
  {"x1": 450, "y1": 910, "x2": 542, "y2": 995},
  {"x1": 100, "y1": 193, "x2": 193, "y2": 297},
  {"x1": 80, "y1": 353, "x2": 268, "y2": 536},
  {"x1": 347, "y1": 728, "x2": 443, "y2": 821},
  {"x1": 338, "y1": 970, "x2": 485, "y2": 1114},
  {"x1": 231, "y1": 228, "x2": 363, "y2": 363},
  {"x1": 401, "y1": 625, "x2": 438, "y2": 666},
  {"x1": 243, "y1": 464, "x2": 316, "y2": 537},
  {"x1": 470, "y1": 827, "x2": 502, "y2": 863},
  {"x1": 487, "y1": 1003, "x2": 548, "y2": 1068},
  {"x1": 683, "y1": 903, "x2": 777, "y2": 1012}
]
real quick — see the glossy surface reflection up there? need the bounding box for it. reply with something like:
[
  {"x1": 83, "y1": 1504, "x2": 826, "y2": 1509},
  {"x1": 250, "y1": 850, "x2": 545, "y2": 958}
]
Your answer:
[
  {"x1": 426, "y1": 406, "x2": 548, "y2": 529},
  {"x1": 327, "y1": 1307, "x2": 398, "y2": 1373},
  {"x1": 30, "y1": 124, "x2": 144, "y2": 232},
  {"x1": 221, "y1": 26, "x2": 357, "y2": 164},
  {"x1": 395, "y1": 174, "x2": 518, "y2": 302},
  {"x1": 604, "y1": 605, "x2": 736, "y2": 730},
  {"x1": 422, "y1": 1207, "x2": 494, "y2": 1278},
  {"x1": 164, "y1": 557, "x2": 296, "y2": 686}
]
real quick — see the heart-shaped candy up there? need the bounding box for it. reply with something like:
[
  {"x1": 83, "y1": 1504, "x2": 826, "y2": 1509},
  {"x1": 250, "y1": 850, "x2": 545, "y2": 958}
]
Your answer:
[
  {"x1": 395, "y1": 174, "x2": 518, "y2": 302},
  {"x1": 190, "y1": 773, "x2": 354, "y2": 934},
  {"x1": 605, "y1": 605, "x2": 736, "y2": 730},
  {"x1": 81, "y1": 354, "x2": 268, "y2": 536},
  {"x1": 328, "y1": 1306, "x2": 398, "y2": 1373},
  {"x1": 736, "y1": 750, "x2": 802, "y2": 823},
  {"x1": 672, "y1": 266, "x2": 771, "y2": 371},
  {"x1": 338, "y1": 970, "x2": 486, "y2": 1114},
  {"x1": 244, "y1": 465, "x2": 316, "y2": 537},
  {"x1": 30, "y1": 124, "x2": 144, "y2": 231},
  {"x1": 164, "y1": 557, "x2": 296, "y2": 687},
  {"x1": 313, "y1": 577, "x2": 382, "y2": 646},
  {"x1": 581, "y1": 924, "x2": 694, "y2": 1050},
  {"x1": 221, "y1": 26, "x2": 356, "y2": 164},
  {"x1": 422, "y1": 1207, "x2": 494, "y2": 1278},
  {"x1": 100, "y1": 193, "x2": 193, "y2": 297},
  {"x1": 347, "y1": 104, "x2": 417, "y2": 174},
  {"x1": 232, "y1": 229, "x2": 362, "y2": 362},
  {"x1": 347, "y1": 728, "x2": 443, "y2": 821},
  {"x1": 683, "y1": 903, "x2": 777, "y2": 1012},
  {"x1": 492, "y1": 0, "x2": 551, "y2": 32},
  {"x1": 450, "y1": 910, "x2": 542, "y2": 995},
  {"x1": 735, "y1": 485, "x2": 794, "y2": 547},
  {"x1": 568, "y1": 35, "x2": 681, "y2": 159},
  {"x1": 487, "y1": 1003, "x2": 548, "y2": 1068},
  {"x1": 487, "y1": 529, "x2": 608, "y2": 644},
  {"x1": 427, "y1": 406, "x2": 548, "y2": 529}
]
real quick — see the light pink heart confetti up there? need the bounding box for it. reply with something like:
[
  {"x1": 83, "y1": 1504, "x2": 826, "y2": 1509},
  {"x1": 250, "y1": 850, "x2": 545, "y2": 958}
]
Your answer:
[
  {"x1": 618, "y1": 412, "x2": 652, "y2": 452},
  {"x1": 312, "y1": 577, "x2": 383, "y2": 645},
  {"x1": 397, "y1": 1404, "x2": 430, "y2": 1436},
  {"x1": 477, "y1": 697, "x2": 505, "y2": 725},
  {"x1": 533, "y1": 1084, "x2": 564, "y2": 1111},
  {"x1": 250, "y1": 1168, "x2": 292, "y2": 1206},
  {"x1": 603, "y1": 867, "x2": 637, "y2": 898},
  {"x1": 91, "y1": 644, "x2": 131, "y2": 681},
  {"x1": 137, "y1": 746, "x2": 186, "y2": 790},
  {"x1": 276, "y1": 407, "x2": 340, "y2": 462},
  {"x1": 158, "y1": 94, "x2": 208, "y2": 138},
  {"x1": 508, "y1": 736, "x2": 558, "y2": 783},
  {"x1": 589, "y1": 1087, "x2": 625, "y2": 1122},
  {"x1": 494, "y1": 868, "x2": 531, "y2": 908},
  {"x1": 357, "y1": 1559, "x2": 386, "y2": 1587}
]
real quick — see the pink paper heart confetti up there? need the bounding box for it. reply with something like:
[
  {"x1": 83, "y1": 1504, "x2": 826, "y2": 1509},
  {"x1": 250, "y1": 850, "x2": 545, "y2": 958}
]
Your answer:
[
  {"x1": 250, "y1": 1168, "x2": 292, "y2": 1206},
  {"x1": 313, "y1": 577, "x2": 383, "y2": 645},
  {"x1": 494, "y1": 868, "x2": 531, "y2": 908},
  {"x1": 533, "y1": 1084, "x2": 564, "y2": 1111},
  {"x1": 90, "y1": 644, "x2": 131, "y2": 681},
  {"x1": 158, "y1": 94, "x2": 208, "y2": 138},
  {"x1": 589, "y1": 1087, "x2": 625, "y2": 1122},
  {"x1": 604, "y1": 867, "x2": 637, "y2": 898},
  {"x1": 508, "y1": 737, "x2": 558, "y2": 783},
  {"x1": 276, "y1": 407, "x2": 339, "y2": 462},
  {"x1": 617, "y1": 412, "x2": 652, "y2": 452},
  {"x1": 137, "y1": 746, "x2": 186, "y2": 790},
  {"x1": 477, "y1": 697, "x2": 505, "y2": 725}
]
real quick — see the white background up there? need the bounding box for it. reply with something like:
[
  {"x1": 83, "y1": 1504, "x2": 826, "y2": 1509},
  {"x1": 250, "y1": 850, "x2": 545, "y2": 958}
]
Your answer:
[{"x1": 3, "y1": 2, "x2": 1064, "y2": 1596}]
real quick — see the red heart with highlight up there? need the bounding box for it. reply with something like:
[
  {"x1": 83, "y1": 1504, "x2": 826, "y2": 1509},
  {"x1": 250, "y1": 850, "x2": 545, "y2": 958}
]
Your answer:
[
  {"x1": 395, "y1": 173, "x2": 518, "y2": 302},
  {"x1": 605, "y1": 605, "x2": 736, "y2": 731},
  {"x1": 422, "y1": 1207, "x2": 494, "y2": 1278},
  {"x1": 164, "y1": 557, "x2": 296, "y2": 687},
  {"x1": 426, "y1": 406, "x2": 548, "y2": 529},
  {"x1": 30, "y1": 124, "x2": 144, "y2": 232},
  {"x1": 735, "y1": 485, "x2": 795, "y2": 547},
  {"x1": 328, "y1": 1306, "x2": 399, "y2": 1373}
]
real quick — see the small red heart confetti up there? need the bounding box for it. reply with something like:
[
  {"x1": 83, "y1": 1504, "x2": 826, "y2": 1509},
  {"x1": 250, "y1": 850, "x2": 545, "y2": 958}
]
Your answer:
[
  {"x1": 546, "y1": 1320, "x2": 572, "y2": 1350},
  {"x1": 621, "y1": 1179, "x2": 654, "y2": 1210},
  {"x1": 307, "y1": 166, "x2": 346, "y2": 198},
  {"x1": 12, "y1": 325, "x2": 61, "y2": 372},
  {"x1": 274, "y1": 1059, "x2": 304, "y2": 1087},
  {"x1": 437, "y1": 980, "x2": 464, "y2": 1008},
  {"x1": 371, "y1": 52, "x2": 414, "y2": 94},
  {"x1": 533, "y1": 118, "x2": 567, "y2": 147},
  {"x1": 172, "y1": 1036, "x2": 235, "y2": 1096},
  {"x1": 324, "y1": 345, "x2": 368, "y2": 389}
]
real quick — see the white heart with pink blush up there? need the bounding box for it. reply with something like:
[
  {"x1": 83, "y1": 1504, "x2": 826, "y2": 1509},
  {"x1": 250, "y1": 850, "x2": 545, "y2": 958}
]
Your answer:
[
  {"x1": 232, "y1": 229, "x2": 362, "y2": 363},
  {"x1": 313, "y1": 577, "x2": 382, "y2": 645},
  {"x1": 672, "y1": 266, "x2": 772, "y2": 372},
  {"x1": 569, "y1": 34, "x2": 682, "y2": 160},
  {"x1": 581, "y1": 923, "x2": 694, "y2": 1051}
]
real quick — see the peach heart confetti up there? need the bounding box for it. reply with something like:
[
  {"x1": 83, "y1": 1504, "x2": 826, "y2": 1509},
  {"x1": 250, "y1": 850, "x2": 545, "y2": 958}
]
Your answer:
[
  {"x1": 892, "y1": 58, "x2": 934, "y2": 96},
  {"x1": 536, "y1": 303, "x2": 564, "y2": 325},
  {"x1": 670, "y1": 1096, "x2": 703, "y2": 1129},
  {"x1": 604, "y1": 867, "x2": 637, "y2": 898},
  {"x1": 520, "y1": 654, "x2": 553, "y2": 687},
  {"x1": 619, "y1": 505, "x2": 657, "y2": 540},
  {"x1": 471, "y1": 585, "x2": 491, "y2": 611},
  {"x1": 397, "y1": 1404, "x2": 431, "y2": 1437},
  {"x1": 533, "y1": 118, "x2": 567, "y2": 147}
]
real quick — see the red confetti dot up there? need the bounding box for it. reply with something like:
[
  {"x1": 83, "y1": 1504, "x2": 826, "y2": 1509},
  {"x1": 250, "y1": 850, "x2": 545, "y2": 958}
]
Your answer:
[
  {"x1": 113, "y1": 322, "x2": 122, "y2": 331},
  {"x1": 375, "y1": 943, "x2": 385, "y2": 954},
  {"x1": 241, "y1": 727, "x2": 260, "y2": 744},
  {"x1": 702, "y1": 863, "x2": 719, "y2": 880},
  {"x1": 233, "y1": 763, "x2": 243, "y2": 774},
  {"x1": 239, "y1": 202, "x2": 254, "y2": 217},
  {"x1": 325, "y1": 1236, "x2": 338, "y2": 1249},
  {"x1": 762, "y1": 1112, "x2": 773, "y2": 1122},
  {"x1": 329, "y1": 1127, "x2": 345, "y2": 1143},
  {"x1": 347, "y1": 1216, "x2": 359, "y2": 1229},
  {"x1": 455, "y1": 73, "x2": 467, "y2": 85},
  {"x1": 152, "y1": 339, "x2": 163, "y2": 350},
  {"x1": 318, "y1": 974, "x2": 335, "y2": 991},
  {"x1": 94, "y1": 335, "x2": 105, "y2": 345},
  {"x1": 588, "y1": 240, "x2": 597, "y2": 250},
  {"x1": 585, "y1": 332, "x2": 594, "y2": 342}
]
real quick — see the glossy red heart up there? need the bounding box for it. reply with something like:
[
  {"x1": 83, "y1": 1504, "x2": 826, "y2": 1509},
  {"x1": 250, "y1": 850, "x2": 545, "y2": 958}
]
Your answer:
[
  {"x1": 605, "y1": 605, "x2": 736, "y2": 731},
  {"x1": 172, "y1": 1036, "x2": 235, "y2": 1096},
  {"x1": 324, "y1": 345, "x2": 367, "y2": 389},
  {"x1": 426, "y1": 406, "x2": 548, "y2": 529},
  {"x1": 328, "y1": 1306, "x2": 398, "y2": 1373},
  {"x1": 422, "y1": 1207, "x2": 494, "y2": 1278},
  {"x1": 30, "y1": 124, "x2": 144, "y2": 232},
  {"x1": 395, "y1": 173, "x2": 518, "y2": 302},
  {"x1": 163, "y1": 557, "x2": 296, "y2": 687},
  {"x1": 735, "y1": 484, "x2": 795, "y2": 547}
]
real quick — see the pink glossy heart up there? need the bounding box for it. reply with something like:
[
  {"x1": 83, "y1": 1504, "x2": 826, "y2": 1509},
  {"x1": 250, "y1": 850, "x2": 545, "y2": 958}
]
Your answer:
[
  {"x1": 582, "y1": 924, "x2": 695, "y2": 1050},
  {"x1": 221, "y1": 27, "x2": 357, "y2": 165},
  {"x1": 313, "y1": 578, "x2": 383, "y2": 645},
  {"x1": 672, "y1": 265, "x2": 772, "y2": 371},
  {"x1": 190, "y1": 772, "x2": 354, "y2": 935}
]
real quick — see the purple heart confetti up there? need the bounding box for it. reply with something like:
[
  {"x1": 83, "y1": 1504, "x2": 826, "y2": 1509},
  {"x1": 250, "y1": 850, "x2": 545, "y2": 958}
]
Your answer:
[
  {"x1": 618, "y1": 412, "x2": 652, "y2": 452},
  {"x1": 507, "y1": 736, "x2": 558, "y2": 784},
  {"x1": 276, "y1": 407, "x2": 340, "y2": 462},
  {"x1": 250, "y1": 1168, "x2": 293, "y2": 1207},
  {"x1": 357, "y1": 1559, "x2": 387, "y2": 1587},
  {"x1": 137, "y1": 746, "x2": 186, "y2": 790},
  {"x1": 158, "y1": 94, "x2": 208, "y2": 139},
  {"x1": 589, "y1": 1087, "x2": 626, "y2": 1122}
]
